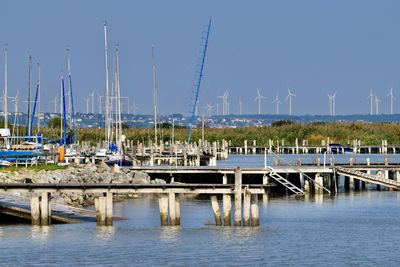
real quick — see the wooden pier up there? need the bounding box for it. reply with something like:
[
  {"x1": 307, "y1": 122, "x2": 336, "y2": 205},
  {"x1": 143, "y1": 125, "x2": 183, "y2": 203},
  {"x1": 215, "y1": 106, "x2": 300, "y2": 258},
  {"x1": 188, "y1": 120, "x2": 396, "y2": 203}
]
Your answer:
[{"x1": 0, "y1": 168, "x2": 267, "y2": 227}]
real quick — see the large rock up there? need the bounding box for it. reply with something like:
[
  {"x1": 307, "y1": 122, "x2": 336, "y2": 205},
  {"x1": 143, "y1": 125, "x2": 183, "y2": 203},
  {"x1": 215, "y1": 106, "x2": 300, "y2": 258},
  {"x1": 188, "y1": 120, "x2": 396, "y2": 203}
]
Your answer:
[{"x1": 132, "y1": 171, "x2": 151, "y2": 184}]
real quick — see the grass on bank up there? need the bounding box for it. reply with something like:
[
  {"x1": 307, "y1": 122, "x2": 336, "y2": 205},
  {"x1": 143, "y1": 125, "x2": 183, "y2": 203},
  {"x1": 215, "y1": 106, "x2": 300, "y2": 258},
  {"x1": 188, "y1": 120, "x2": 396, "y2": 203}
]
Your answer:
[{"x1": 0, "y1": 164, "x2": 67, "y2": 173}]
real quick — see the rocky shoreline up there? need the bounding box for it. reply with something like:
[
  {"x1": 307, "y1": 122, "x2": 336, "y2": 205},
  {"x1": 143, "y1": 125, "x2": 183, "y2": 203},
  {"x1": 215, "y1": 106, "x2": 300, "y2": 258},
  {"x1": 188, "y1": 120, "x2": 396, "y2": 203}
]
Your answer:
[{"x1": 0, "y1": 163, "x2": 166, "y2": 207}]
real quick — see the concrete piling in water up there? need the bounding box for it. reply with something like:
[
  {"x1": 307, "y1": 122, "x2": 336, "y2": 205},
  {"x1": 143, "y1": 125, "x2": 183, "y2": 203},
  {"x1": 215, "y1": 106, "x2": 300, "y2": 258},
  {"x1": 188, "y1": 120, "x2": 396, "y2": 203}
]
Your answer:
[
  {"x1": 211, "y1": 196, "x2": 222, "y2": 226},
  {"x1": 169, "y1": 192, "x2": 178, "y2": 226},
  {"x1": 175, "y1": 196, "x2": 181, "y2": 225},
  {"x1": 243, "y1": 187, "x2": 251, "y2": 227},
  {"x1": 30, "y1": 196, "x2": 41, "y2": 225},
  {"x1": 106, "y1": 192, "x2": 113, "y2": 226},
  {"x1": 223, "y1": 195, "x2": 232, "y2": 226},
  {"x1": 159, "y1": 195, "x2": 169, "y2": 226},
  {"x1": 95, "y1": 197, "x2": 107, "y2": 226},
  {"x1": 234, "y1": 167, "x2": 242, "y2": 226},
  {"x1": 40, "y1": 192, "x2": 51, "y2": 225},
  {"x1": 251, "y1": 194, "x2": 259, "y2": 226}
]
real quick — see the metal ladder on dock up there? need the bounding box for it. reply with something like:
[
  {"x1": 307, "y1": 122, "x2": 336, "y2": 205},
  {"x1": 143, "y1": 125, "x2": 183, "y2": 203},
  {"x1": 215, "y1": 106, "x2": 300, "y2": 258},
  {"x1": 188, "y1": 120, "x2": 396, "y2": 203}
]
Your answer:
[
  {"x1": 268, "y1": 167, "x2": 304, "y2": 195},
  {"x1": 335, "y1": 166, "x2": 400, "y2": 190}
]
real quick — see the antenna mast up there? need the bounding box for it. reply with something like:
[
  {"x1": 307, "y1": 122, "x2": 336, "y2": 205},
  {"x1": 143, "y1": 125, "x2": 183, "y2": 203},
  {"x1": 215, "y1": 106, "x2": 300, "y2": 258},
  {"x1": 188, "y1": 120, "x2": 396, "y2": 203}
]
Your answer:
[{"x1": 187, "y1": 19, "x2": 212, "y2": 143}]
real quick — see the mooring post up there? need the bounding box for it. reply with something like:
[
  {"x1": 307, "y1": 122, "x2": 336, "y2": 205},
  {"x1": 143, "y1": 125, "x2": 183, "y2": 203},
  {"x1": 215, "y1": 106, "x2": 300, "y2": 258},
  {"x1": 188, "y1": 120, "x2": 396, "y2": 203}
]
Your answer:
[
  {"x1": 30, "y1": 196, "x2": 41, "y2": 225},
  {"x1": 211, "y1": 196, "x2": 222, "y2": 226},
  {"x1": 106, "y1": 192, "x2": 113, "y2": 226},
  {"x1": 169, "y1": 192, "x2": 177, "y2": 226},
  {"x1": 234, "y1": 167, "x2": 242, "y2": 226},
  {"x1": 251, "y1": 194, "x2": 260, "y2": 226},
  {"x1": 40, "y1": 192, "x2": 51, "y2": 225},
  {"x1": 243, "y1": 187, "x2": 251, "y2": 227},
  {"x1": 159, "y1": 195, "x2": 169, "y2": 226}
]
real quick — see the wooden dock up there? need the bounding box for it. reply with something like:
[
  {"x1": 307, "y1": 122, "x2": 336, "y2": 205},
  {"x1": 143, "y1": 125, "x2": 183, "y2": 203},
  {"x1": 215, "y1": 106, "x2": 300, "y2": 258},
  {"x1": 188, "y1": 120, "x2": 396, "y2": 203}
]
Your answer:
[{"x1": 0, "y1": 168, "x2": 268, "y2": 227}]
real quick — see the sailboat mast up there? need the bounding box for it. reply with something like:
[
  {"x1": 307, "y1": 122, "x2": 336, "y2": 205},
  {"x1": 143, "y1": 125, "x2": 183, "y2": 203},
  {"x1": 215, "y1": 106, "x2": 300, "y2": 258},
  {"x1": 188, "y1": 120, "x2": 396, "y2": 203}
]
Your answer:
[
  {"x1": 152, "y1": 45, "x2": 158, "y2": 145},
  {"x1": 61, "y1": 74, "x2": 67, "y2": 145},
  {"x1": 37, "y1": 63, "x2": 41, "y2": 132},
  {"x1": 27, "y1": 55, "x2": 32, "y2": 136},
  {"x1": 103, "y1": 21, "x2": 111, "y2": 149},
  {"x1": 4, "y1": 46, "x2": 8, "y2": 129},
  {"x1": 116, "y1": 47, "x2": 122, "y2": 151},
  {"x1": 67, "y1": 47, "x2": 76, "y2": 145}
]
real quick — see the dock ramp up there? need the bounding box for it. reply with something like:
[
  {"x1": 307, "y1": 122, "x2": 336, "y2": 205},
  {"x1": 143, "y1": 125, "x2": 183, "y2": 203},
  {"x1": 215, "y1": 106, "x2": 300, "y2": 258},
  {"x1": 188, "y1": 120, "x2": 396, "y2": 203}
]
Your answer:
[{"x1": 335, "y1": 166, "x2": 400, "y2": 190}]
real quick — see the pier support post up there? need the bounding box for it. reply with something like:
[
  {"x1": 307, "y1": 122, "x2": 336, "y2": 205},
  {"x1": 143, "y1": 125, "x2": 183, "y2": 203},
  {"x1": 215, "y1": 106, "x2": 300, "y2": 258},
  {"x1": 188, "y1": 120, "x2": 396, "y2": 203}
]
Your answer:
[
  {"x1": 251, "y1": 194, "x2": 259, "y2": 226},
  {"x1": 95, "y1": 197, "x2": 107, "y2": 226},
  {"x1": 223, "y1": 195, "x2": 232, "y2": 226},
  {"x1": 40, "y1": 192, "x2": 51, "y2": 226},
  {"x1": 354, "y1": 179, "x2": 360, "y2": 190},
  {"x1": 344, "y1": 176, "x2": 350, "y2": 191},
  {"x1": 159, "y1": 195, "x2": 169, "y2": 226},
  {"x1": 30, "y1": 196, "x2": 41, "y2": 225},
  {"x1": 234, "y1": 167, "x2": 242, "y2": 226},
  {"x1": 175, "y1": 195, "x2": 181, "y2": 225},
  {"x1": 243, "y1": 187, "x2": 251, "y2": 227},
  {"x1": 169, "y1": 192, "x2": 178, "y2": 226},
  {"x1": 211, "y1": 196, "x2": 222, "y2": 226},
  {"x1": 314, "y1": 173, "x2": 323, "y2": 194},
  {"x1": 106, "y1": 192, "x2": 113, "y2": 226}
]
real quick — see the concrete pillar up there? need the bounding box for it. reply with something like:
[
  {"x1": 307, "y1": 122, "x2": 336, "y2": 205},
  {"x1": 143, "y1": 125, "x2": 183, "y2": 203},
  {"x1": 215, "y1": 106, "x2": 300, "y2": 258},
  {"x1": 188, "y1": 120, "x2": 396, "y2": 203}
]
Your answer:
[
  {"x1": 30, "y1": 196, "x2": 41, "y2": 225},
  {"x1": 175, "y1": 196, "x2": 181, "y2": 225},
  {"x1": 243, "y1": 188, "x2": 251, "y2": 227},
  {"x1": 223, "y1": 195, "x2": 232, "y2": 226},
  {"x1": 211, "y1": 196, "x2": 222, "y2": 226},
  {"x1": 234, "y1": 167, "x2": 242, "y2": 226},
  {"x1": 169, "y1": 192, "x2": 177, "y2": 225},
  {"x1": 95, "y1": 197, "x2": 107, "y2": 226},
  {"x1": 159, "y1": 195, "x2": 169, "y2": 226},
  {"x1": 314, "y1": 173, "x2": 323, "y2": 194},
  {"x1": 251, "y1": 194, "x2": 259, "y2": 226},
  {"x1": 40, "y1": 192, "x2": 51, "y2": 226},
  {"x1": 354, "y1": 179, "x2": 360, "y2": 190},
  {"x1": 244, "y1": 140, "x2": 248, "y2": 155},
  {"x1": 304, "y1": 180, "x2": 310, "y2": 193},
  {"x1": 106, "y1": 192, "x2": 113, "y2": 226}
]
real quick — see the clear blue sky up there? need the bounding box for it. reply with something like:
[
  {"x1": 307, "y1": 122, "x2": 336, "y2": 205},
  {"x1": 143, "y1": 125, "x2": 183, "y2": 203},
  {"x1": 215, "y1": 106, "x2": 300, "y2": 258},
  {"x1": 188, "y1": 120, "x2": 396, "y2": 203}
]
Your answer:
[{"x1": 1, "y1": 0, "x2": 400, "y2": 115}]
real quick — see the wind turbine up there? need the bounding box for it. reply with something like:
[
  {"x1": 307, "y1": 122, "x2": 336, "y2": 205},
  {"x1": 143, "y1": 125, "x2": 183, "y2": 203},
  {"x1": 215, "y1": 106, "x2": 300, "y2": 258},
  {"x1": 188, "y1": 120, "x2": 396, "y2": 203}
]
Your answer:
[
  {"x1": 286, "y1": 88, "x2": 295, "y2": 116},
  {"x1": 375, "y1": 95, "x2": 381, "y2": 115},
  {"x1": 387, "y1": 88, "x2": 395, "y2": 115},
  {"x1": 50, "y1": 94, "x2": 58, "y2": 113},
  {"x1": 98, "y1": 94, "x2": 103, "y2": 114},
  {"x1": 239, "y1": 99, "x2": 243, "y2": 115},
  {"x1": 130, "y1": 100, "x2": 138, "y2": 115},
  {"x1": 254, "y1": 88, "x2": 265, "y2": 115},
  {"x1": 90, "y1": 91, "x2": 95, "y2": 113},
  {"x1": 367, "y1": 89, "x2": 374, "y2": 115},
  {"x1": 217, "y1": 90, "x2": 229, "y2": 115},
  {"x1": 272, "y1": 93, "x2": 281, "y2": 115},
  {"x1": 206, "y1": 102, "x2": 214, "y2": 117},
  {"x1": 327, "y1": 91, "x2": 337, "y2": 116},
  {"x1": 85, "y1": 97, "x2": 90, "y2": 114}
]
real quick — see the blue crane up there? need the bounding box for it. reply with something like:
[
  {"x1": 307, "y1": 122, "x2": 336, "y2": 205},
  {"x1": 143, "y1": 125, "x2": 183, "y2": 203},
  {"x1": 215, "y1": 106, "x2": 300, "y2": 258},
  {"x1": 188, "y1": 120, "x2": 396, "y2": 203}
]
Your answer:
[{"x1": 187, "y1": 19, "x2": 212, "y2": 144}]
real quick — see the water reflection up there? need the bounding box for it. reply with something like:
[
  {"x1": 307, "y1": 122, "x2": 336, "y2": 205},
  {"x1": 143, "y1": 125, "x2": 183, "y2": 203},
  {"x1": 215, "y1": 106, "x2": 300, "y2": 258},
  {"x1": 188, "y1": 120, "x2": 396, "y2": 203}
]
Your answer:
[
  {"x1": 31, "y1": 225, "x2": 52, "y2": 242},
  {"x1": 160, "y1": 226, "x2": 181, "y2": 243},
  {"x1": 95, "y1": 226, "x2": 115, "y2": 242},
  {"x1": 314, "y1": 194, "x2": 323, "y2": 205},
  {"x1": 220, "y1": 226, "x2": 261, "y2": 242}
]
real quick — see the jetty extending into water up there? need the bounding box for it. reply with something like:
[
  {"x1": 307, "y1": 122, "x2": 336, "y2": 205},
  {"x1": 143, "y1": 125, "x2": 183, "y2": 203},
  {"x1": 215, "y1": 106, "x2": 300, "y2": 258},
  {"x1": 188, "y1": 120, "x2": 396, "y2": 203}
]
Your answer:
[{"x1": 0, "y1": 168, "x2": 267, "y2": 227}]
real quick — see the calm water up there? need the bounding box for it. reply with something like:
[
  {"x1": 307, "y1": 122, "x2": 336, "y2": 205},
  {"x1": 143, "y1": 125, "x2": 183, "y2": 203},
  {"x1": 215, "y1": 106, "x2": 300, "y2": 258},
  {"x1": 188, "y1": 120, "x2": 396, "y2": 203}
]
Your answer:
[{"x1": 2, "y1": 155, "x2": 400, "y2": 266}]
